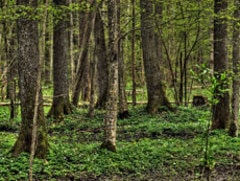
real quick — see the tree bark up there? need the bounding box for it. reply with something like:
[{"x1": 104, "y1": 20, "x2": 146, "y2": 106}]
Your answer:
[
  {"x1": 230, "y1": 0, "x2": 240, "y2": 137},
  {"x1": 44, "y1": 12, "x2": 52, "y2": 85},
  {"x1": 87, "y1": 49, "x2": 96, "y2": 118},
  {"x1": 2, "y1": 9, "x2": 18, "y2": 120},
  {"x1": 140, "y1": 0, "x2": 172, "y2": 114},
  {"x1": 212, "y1": 0, "x2": 230, "y2": 129},
  {"x1": 48, "y1": 0, "x2": 72, "y2": 120},
  {"x1": 94, "y1": 8, "x2": 108, "y2": 109},
  {"x1": 118, "y1": 40, "x2": 129, "y2": 119},
  {"x1": 101, "y1": 0, "x2": 119, "y2": 152},
  {"x1": 72, "y1": 1, "x2": 96, "y2": 106},
  {"x1": 131, "y1": 0, "x2": 137, "y2": 106},
  {"x1": 6, "y1": 35, "x2": 17, "y2": 120},
  {"x1": 12, "y1": 0, "x2": 48, "y2": 158}
]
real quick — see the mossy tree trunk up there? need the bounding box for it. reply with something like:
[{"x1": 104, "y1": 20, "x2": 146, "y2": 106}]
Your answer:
[
  {"x1": 101, "y1": 0, "x2": 119, "y2": 152},
  {"x1": 48, "y1": 0, "x2": 72, "y2": 120},
  {"x1": 212, "y1": 0, "x2": 230, "y2": 129},
  {"x1": 140, "y1": 0, "x2": 172, "y2": 114},
  {"x1": 12, "y1": 0, "x2": 48, "y2": 159}
]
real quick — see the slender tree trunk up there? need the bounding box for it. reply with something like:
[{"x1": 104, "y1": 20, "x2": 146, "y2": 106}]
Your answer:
[
  {"x1": 40, "y1": 0, "x2": 48, "y2": 83},
  {"x1": 94, "y1": 8, "x2": 108, "y2": 109},
  {"x1": 131, "y1": 0, "x2": 137, "y2": 106},
  {"x1": 230, "y1": 0, "x2": 240, "y2": 137},
  {"x1": 12, "y1": 0, "x2": 48, "y2": 159},
  {"x1": 212, "y1": 0, "x2": 230, "y2": 129},
  {"x1": 6, "y1": 32, "x2": 17, "y2": 120},
  {"x1": 101, "y1": 0, "x2": 119, "y2": 152},
  {"x1": 44, "y1": 28, "x2": 52, "y2": 85},
  {"x1": 44, "y1": 1, "x2": 52, "y2": 85},
  {"x1": 2, "y1": 4, "x2": 17, "y2": 119},
  {"x1": 69, "y1": 0, "x2": 74, "y2": 86},
  {"x1": 140, "y1": 0, "x2": 172, "y2": 114},
  {"x1": 72, "y1": 1, "x2": 95, "y2": 106},
  {"x1": 117, "y1": 0, "x2": 129, "y2": 119},
  {"x1": 48, "y1": 0, "x2": 72, "y2": 120},
  {"x1": 88, "y1": 47, "x2": 96, "y2": 118},
  {"x1": 118, "y1": 39, "x2": 129, "y2": 119}
]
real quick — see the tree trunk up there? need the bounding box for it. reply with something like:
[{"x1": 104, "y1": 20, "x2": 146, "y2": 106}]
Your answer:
[
  {"x1": 212, "y1": 0, "x2": 230, "y2": 129},
  {"x1": 48, "y1": 0, "x2": 72, "y2": 120},
  {"x1": 6, "y1": 36, "x2": 17, "y2": 120},
  {"x1": 117, "y1": 0, "x2": 129, "y2": 119},
  {"x1": 140, "y1": 0, "x2": 172, "y2": 114},
  {"x1": 101, "y1": 0, "x2": 119, "y2": 152},
  {"x1": 118, "y1": 40, "x2": 130, "y2": 119},
  {"x1": 40, "y1": 0, "x2": 49, "y2": 85},
  {"x1": 2, "y1": 10, "x2": 17, "y2": 120},
  {"x1": 12, "y1": 0, "x2": 48, "y2": 158},
  {"x1": 88, "y1": 49, "x2": 96, "y2": 118},
  {"x1": 72, "y1": 1, "x2": 95, "y2": 106},
  {"x1": 118, "y1": 38, "x2": 129, "y2": 119},
  {"x1": 131, "y1": 0, "x2": 137, "y2": 106},
  {"x1": 230, "y1": 0, "x2": 240, "y2": 137},
  {"x1": 94, "y1": 8, "x2": 108, "y2": 109},
  {"x1": 44, "y1": 15, "x2": 52, "y2": 85}
]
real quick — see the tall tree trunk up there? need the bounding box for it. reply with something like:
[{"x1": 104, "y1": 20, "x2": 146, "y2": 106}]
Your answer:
[
  {"x1": 94, "y1": 8, "x2": 108, "y2": 109},
  {"x1": 88, "y1": 47, "x2": 96, "y2": 118},
  {"x1": 48, "y1": 0, "x2": 72, "y2": 120},
  {"x1": 230, "y1": 0, "x2": 240, "y2": 137},
  {"x1": 40, "y1": 0, "x2": 49, "y2": 84},
  {"x1": 101, "y1": 0, "x2": 119, "y2": 152},
  {"x1": 44, "y1": 4, "x2": 52, "y2": 85},
  {"x1": 72, "y1": 1, "x2": 95, "y2": 106},
  {"x1": 118, "y1": 39, "x2": 129, "y2": 119},
  {"x1": 212, "y1": 0, "x2": 230, "y2": 129},
  {"x1": 140, "y1": 0, "x2": 172, "y2": 114},
  {"x1": 12, "y1": 0, "x2": 48, "y2": 159},
  {"x1": 118, "y1": 0, "x2": 129, "y2": 119},
  {"x1": 6, "y1": 30, "x2": 17, "y2": 120},
  {"x1": 131, "y1": 0, "x2": 137, "y2": 106},
  {"x1": 2, "y1": 1, "x2": 18, "y2": 119}
]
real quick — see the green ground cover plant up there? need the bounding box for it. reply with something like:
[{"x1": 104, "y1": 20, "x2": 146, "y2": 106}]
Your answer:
[{"x1": 0, "y1": 106, "x2": 240, "y2": 180}]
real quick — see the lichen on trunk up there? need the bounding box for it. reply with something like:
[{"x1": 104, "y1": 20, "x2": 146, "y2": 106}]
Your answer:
[{"x1": 12, "y1": 7, "x2": 48, "y2": 158}]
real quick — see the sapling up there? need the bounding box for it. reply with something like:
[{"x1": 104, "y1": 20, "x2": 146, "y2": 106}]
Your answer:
[{"x1": 191, "y1": 64, "x2": 231, "y2": 180}]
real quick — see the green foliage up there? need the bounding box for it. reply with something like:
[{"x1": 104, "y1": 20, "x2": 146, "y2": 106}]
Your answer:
[
  {"x1": 191, "y1": 63, "x2": 231, "y2": 105},
  {"x1": 0, "y1": 2, "x2": 95, "y2": 22},
  {"x1": 1, "y1": 106, "x2": 240, "y2": 180}
]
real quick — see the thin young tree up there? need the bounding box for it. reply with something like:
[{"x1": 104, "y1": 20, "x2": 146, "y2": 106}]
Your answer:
[
  {"x1": 101, "y1": 0, "x2": 119, "y2": 152},
  {"x1": 48, "y1": 0, "x2": 72, "y2": 120},
  {"x1": 12, "y1": 0, "x2": 48, "y2": 158}
]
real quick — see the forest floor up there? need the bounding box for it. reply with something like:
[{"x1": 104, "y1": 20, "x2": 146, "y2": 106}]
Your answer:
[{"x1": 0, "y1": 105, "x2": 240, "y2": 181}]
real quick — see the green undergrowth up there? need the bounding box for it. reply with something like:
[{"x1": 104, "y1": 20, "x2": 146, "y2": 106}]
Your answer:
[{"x1": 0, "y1": 106, "x2": 240, "y2": 180}]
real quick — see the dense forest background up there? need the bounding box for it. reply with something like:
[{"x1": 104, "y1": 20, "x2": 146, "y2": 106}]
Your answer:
[{"x1": 0, "y1": 0, "x2": 240, "y2": 180}]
